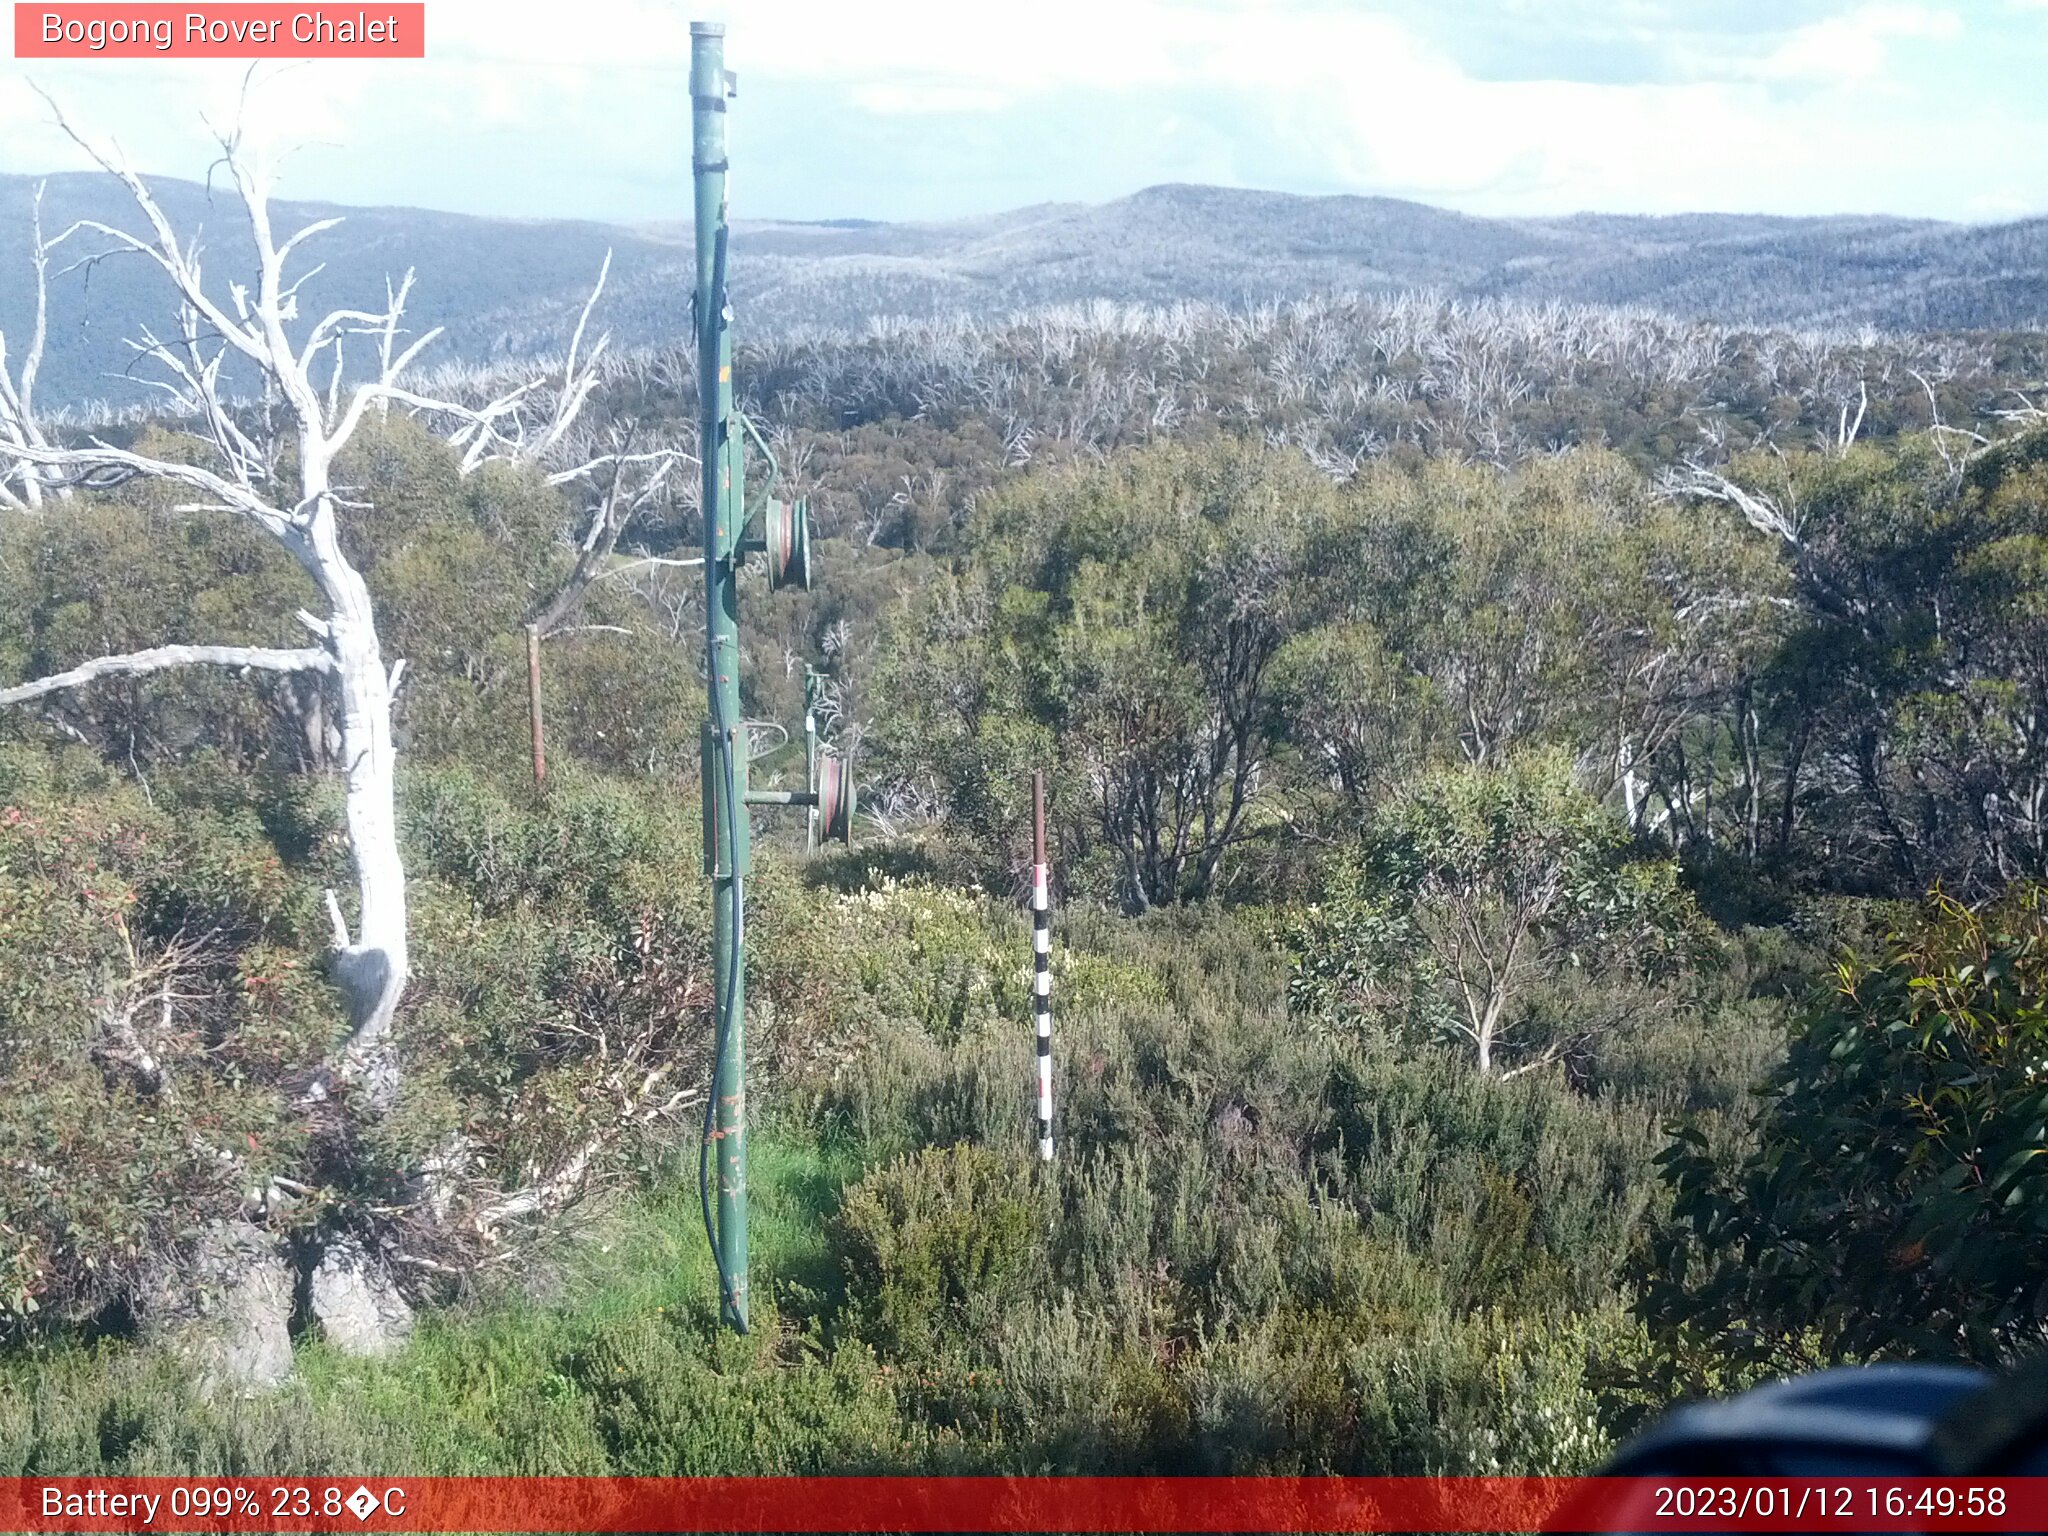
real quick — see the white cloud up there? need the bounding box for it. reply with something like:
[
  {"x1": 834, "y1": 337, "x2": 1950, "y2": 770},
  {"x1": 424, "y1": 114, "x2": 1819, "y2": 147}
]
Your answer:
[
  {"x1": 1, "y1": 58, "x2": 369, "y2": 186},
  {"x1": 0, "y1": 0, "x2": 2035, "y2": 222},
  {"x1": 687, "y1": 0, "x2": 2009, "y2": 216},
  {"x1": 850, "y1": 84, "x2": 1017, "y2": 116},
  {"x1": 724, "y1": 0, "x2": 1440, "y2": 96},
  {"x1": 1753, "y1": 2, "x2": 1962, "y2": 84}
]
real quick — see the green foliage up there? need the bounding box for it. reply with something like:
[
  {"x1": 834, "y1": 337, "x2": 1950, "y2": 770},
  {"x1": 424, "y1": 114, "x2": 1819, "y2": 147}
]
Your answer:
[
  {"x1": 1687, "y1": 430, "x2": 2048, "y2": 894},
  {"x1": 0, "y1": 817, "x2": 1778, "y2": 1474},
  {"x1": 0, "y1": 1151, "x2": 910, "y2": 1476},
  {"x1": 826, "y1": 879, "x2": 1018, "y2": 1041},
  {"x1": 0, "y1": 442, "x2": 318, "y2": 772},
  {"x1": 0, "y1": 757, "x2": 781, "y2": 1340},
  {"x1": 872, "y1": 440, "x2": 1336, "y2": 907},
  {"x1": 1268, "y1": 620, "x2": 1437, "y2": 814},
  {"x1": 1183, "y1": 1306, "x2": 1618, "y2": 1474},
  {"x1": 0, "y1": 757, "x2": 331, "y2": 1334},
  {"x1": 832, "y1": 1144, "x2": 1048, "y2": 1364},
  {"x1": 14, "y1": 333, "x2": 2048, "y2": 1479},
  {"x1": 1635, "y1": 884, "x2": 2048, "y2": 1389},
  {"x1": 0, "y1": 419, "x2": 700, "y2": 785},
  {"x1": 1283, "y1": 754, "x2": 1696, "y2": 1075},
  {"x1": 562, "y1": 1310, "x2": 908, "y2": 1475}
]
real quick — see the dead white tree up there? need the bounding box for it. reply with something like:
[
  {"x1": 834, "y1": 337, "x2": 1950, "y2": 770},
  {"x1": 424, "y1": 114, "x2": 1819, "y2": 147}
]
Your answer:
[
  {"x1": 1907, "y1": 365, "x2": 1990, "y2": 481},
  {"x1": 0, "y1": 101, "x2": 600, "y2": 1103},
  {"x1": 0, "y1": 182, "x2": 70, "y2": 510},
  {"x1": 521, "y1": 424, "x2": 694, "y2": 787},
  {"x1": 1660, "y1": 461, "x2": 1803, "y2": 551},
  {"x1": 533, "y1": 432, "x2": 694, "y2": 638}
]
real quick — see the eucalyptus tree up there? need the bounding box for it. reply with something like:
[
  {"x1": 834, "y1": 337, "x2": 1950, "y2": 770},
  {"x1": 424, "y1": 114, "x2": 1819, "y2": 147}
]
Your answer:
[
  {"x1": 1666, "y1": 431, "x2": 2048, "y2": 892},
  {"x1": 0, "y1": 105, "x2": 622, "y2": 1383},
  {"x1": 1286, "y1": 753, "x2": 1693, "y2": 1078},
  {"x1": 872, "y1": 441, "x2": 1327, "y2": 908},
  {"x1": 0, "y1": 108, "x2": 608, "y2": 1097}
]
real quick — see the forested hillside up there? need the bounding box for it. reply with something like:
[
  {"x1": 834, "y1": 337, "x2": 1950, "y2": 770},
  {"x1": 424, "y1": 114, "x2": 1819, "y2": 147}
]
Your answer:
[
  {"x1": 3, "y1": 155, "x2": 2048, "y2": 1476},
  {"x1": 7, "y1": 170, "x2": 2048, "y2": 408}
]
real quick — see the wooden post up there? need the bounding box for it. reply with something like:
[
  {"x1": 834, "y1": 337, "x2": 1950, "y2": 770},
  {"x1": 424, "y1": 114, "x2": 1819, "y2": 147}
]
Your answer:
[
  {"x1": 525, "y1": 623, "x2": 546, "y2": 789},
  {"x1": 1031, "y1": 770, "x2": 1053, "y2": 1162}
]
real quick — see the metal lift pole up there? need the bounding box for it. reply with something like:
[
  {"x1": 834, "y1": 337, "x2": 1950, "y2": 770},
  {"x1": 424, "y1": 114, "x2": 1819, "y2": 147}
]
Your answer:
[{"x1": 692, "y1": 20, "x2": 748, "y2": 1334}]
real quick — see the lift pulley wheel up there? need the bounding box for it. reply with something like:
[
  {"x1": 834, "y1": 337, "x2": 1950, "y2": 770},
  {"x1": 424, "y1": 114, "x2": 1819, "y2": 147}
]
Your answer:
[
  {"x1": 813, "y1": 749, "x2": 855, "y2": 846},
  {"x1": 764, "y1": 496, "x2": 813, "y2": 592}
]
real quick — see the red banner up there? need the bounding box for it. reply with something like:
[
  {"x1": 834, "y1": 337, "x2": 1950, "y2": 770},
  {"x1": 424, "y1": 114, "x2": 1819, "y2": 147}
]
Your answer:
[
  {"x1": 14, "y1": 4, "x2": 425, "y2": 57},
  {"x1": 1, "y1": 1477, "x2": 2045, "y2": 1532}
]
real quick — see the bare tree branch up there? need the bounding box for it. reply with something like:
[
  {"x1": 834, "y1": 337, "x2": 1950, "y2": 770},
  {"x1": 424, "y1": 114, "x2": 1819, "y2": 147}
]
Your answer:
[
  {"x1": 0, "y1": 643, "x2": 333, "y2": 705},
  {"x1": 1660, "y1": 462, "x2": 1803, "y2": 548},
  {"x1": 0, "y1": 89, "x2": 615, "y2": 1117},
  {"x1": 0, "y1": 182, "x2": 71, "y2": 509},
  {"x1": 529, "y1": 431, "x2": 687, "y2": 638},
  {"x1": 0, "y1": 436, "x2": 296, "y2": 537}
]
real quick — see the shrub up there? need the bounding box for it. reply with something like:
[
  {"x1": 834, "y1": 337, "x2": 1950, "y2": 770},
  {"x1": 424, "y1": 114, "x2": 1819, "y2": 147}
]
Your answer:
[
  {"x1": 1185, "y1": 1306, "x2": 1616, "y2": 1474},
  {"x1": 565, "y1": 1309, "x2": 909, "y2": 1475},
  {"x1": 832, "y1": 1144, "x2": 1048, "y2": 1363},
  {"x1": 1282, "y1": 753, "x2": 1697, "y2": 1077},
  {"x1": 1635, "y1": 884, "x2": 2048, "y2": 1385},
  {"x1": 0, "y1": 776, "x2": 330, "y2": 1335}
]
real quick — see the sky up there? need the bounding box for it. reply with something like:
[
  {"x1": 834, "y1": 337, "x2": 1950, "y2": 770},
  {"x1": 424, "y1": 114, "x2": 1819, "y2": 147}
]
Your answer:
[{"x1": 0, "y1": 0, "x2": 2041, "y2": 226}]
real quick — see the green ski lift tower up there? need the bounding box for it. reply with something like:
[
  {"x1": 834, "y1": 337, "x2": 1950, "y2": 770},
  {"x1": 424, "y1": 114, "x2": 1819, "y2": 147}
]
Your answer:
[{"x1": 692, "y1": 20, "x2": 854, "y2": 1334}]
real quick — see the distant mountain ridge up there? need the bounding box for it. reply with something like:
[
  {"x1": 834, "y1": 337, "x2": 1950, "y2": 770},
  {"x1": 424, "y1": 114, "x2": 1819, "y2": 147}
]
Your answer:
[{"x1": 2, "y1": 173, "x2": 2043, "y2": 407}]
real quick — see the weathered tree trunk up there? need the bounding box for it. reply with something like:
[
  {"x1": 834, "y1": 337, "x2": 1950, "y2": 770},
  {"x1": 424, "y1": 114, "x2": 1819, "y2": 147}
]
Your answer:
[
  {"x1": 1858, "y1": 726, "x2": 1920, "y2": 887},
  {"x1": 135, "y1": 1218, "x2": 295, "y2": 1396},
  {"x1": 1739, "y1": 685, "x2": 1763, "y2": 861},
  {"x1": 301, "y1": 492, "x2": 409, "y2": 1100},
  {"x1": 1778, "y1": 722, "x2": 1809, "y2": 853},
  {"x1": 0, "y1": 101, "x2": 611, "y2": 1386},
  {"x1": 1618, "y1": 732, "x2": 1641, "y2": 833},
  {"x1": 333, "y1": 615, "x2": 406, "y2": 1046},
  {"x1": 309, "y1": 1236, "x2": 414, "y2": 1357}
]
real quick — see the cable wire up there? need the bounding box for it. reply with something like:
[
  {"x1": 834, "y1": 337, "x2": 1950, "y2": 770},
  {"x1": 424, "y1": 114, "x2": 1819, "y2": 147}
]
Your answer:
[{"x1": 698, "y1": 219, "x2": 748, "y2": 1333}]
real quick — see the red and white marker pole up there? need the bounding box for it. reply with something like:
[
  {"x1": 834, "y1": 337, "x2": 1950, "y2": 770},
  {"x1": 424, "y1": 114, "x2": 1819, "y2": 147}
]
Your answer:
[{"x1": 1031, "y1": 770, "x2": 1054, "y2": 1163}]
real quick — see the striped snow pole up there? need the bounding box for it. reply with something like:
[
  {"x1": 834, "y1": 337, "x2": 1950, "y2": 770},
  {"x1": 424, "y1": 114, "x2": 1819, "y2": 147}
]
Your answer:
[{"x1": 1031, "y1": 770, "x2": 1054, "y2": 1162}]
